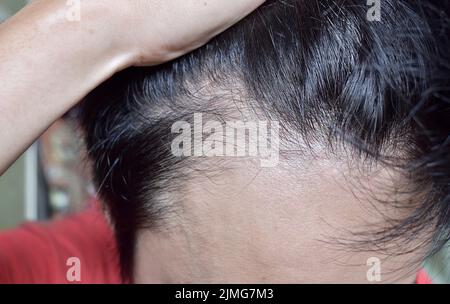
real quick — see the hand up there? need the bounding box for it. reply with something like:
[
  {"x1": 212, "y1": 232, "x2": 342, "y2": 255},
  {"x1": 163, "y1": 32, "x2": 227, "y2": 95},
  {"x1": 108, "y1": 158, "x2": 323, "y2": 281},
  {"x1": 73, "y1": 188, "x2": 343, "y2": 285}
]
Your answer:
[{"x1": 109, "y1": 0, "x2": 266, "y2": 65}]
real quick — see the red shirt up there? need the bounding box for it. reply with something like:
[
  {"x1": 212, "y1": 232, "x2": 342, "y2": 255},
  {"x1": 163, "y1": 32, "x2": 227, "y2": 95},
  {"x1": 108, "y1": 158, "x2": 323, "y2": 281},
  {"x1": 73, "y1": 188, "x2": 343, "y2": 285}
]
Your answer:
[{"x1": 0, "y1": 200, "x2": 122, "y2": 284}]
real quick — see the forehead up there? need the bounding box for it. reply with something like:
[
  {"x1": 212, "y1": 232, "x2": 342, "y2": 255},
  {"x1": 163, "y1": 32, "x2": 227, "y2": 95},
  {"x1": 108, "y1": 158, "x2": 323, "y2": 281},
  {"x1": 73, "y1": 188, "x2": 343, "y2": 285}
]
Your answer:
[{"x1": 133, "y1": 156, "x2": 421, "y2": 283}]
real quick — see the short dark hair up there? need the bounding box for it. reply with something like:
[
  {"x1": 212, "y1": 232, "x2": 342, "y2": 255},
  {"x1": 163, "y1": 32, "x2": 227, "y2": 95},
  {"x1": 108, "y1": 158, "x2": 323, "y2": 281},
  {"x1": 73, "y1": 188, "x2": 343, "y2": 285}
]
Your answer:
[{"x1": 79, "y1": 0, "x2": 450, "y2": 280}]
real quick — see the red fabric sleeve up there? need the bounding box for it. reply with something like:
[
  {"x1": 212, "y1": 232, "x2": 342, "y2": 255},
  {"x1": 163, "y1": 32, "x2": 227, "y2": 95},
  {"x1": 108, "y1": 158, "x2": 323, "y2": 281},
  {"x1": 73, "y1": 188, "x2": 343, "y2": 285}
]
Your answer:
[{"x1": 0, "y1": 200, "x2": 122, "y2": 284}]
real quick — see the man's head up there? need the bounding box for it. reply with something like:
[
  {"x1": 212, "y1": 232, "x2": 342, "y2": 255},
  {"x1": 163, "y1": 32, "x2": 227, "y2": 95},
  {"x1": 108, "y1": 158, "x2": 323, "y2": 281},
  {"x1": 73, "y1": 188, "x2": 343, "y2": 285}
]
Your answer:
[{"x1": 80, "y1": 0, "x2": 450, "y2": 282}]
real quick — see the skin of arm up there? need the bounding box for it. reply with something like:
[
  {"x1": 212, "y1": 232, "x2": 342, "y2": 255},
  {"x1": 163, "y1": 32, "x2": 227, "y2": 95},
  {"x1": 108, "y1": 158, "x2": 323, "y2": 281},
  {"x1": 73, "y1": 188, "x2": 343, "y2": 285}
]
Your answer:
[{"x1": 0, "y1": 0, "x2": 264, "y2": 174}]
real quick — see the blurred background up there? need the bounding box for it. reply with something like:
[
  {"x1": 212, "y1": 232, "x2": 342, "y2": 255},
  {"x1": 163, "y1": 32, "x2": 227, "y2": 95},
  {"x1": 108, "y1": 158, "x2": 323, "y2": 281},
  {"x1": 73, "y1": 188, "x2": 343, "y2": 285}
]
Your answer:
[{"x1": 0, "y1": 0, "x2": 93, "y2": 230}]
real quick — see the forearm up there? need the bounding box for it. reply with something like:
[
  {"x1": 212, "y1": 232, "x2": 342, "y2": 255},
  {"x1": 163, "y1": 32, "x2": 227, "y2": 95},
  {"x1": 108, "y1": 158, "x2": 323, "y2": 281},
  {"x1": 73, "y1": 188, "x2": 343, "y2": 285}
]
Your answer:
[
  {"x1": 0, "y1": 0, "x2": 264, "y2": 174},
  {"x1": 0, "y1": 1, "x2": 132, "y2": 174}
]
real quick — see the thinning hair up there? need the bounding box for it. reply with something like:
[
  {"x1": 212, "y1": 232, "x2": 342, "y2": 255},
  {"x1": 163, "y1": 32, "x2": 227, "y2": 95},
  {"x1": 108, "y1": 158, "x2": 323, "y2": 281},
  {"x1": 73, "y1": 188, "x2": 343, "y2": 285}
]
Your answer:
[{"x1": 79, "y1": 0, "x2": 450, "y2": 279}]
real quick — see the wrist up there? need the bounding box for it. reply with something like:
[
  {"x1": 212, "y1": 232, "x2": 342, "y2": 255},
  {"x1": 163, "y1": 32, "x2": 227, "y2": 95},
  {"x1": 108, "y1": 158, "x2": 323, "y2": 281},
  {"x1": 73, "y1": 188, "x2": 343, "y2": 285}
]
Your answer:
[
  {"x1": 0, "y1": 0, "x2": 135, "y2": 116},
  {"x1": 21, "y1": 0, "x2": 135, "y2": 71}
]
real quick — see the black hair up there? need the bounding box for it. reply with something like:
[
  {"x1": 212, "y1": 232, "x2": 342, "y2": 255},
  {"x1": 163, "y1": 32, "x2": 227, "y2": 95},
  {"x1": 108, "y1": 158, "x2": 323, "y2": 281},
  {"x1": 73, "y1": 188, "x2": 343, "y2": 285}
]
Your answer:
[{"x1": 79, "y1": 0, "x2": 450, "y2": 280}]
